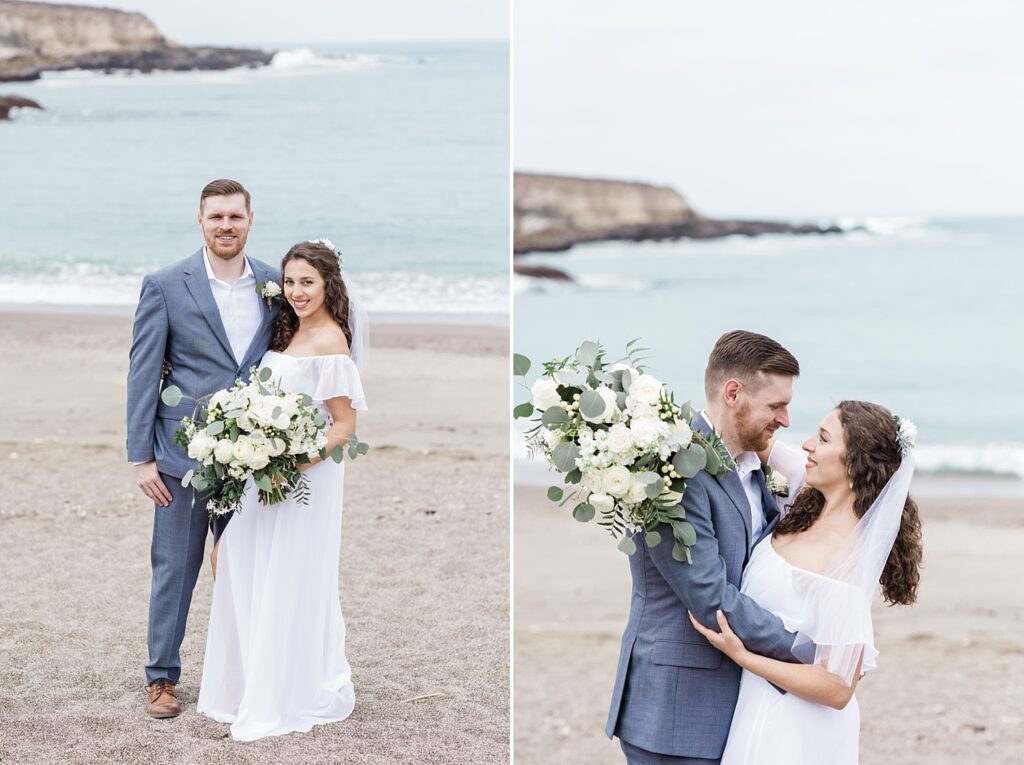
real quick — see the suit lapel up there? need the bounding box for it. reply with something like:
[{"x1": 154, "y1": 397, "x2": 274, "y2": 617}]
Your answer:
[
  {"x1": 755, "y1": 468, "x2": 780, "y2": 525},
  {"x1": 692, "y1": 412, "x2": 753, "y2": 546},
  {"x1": 183, "y1": 248, "x2": 235, "y2": 362}
]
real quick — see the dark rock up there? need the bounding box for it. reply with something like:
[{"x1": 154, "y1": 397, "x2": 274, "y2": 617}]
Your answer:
[
  {"x1": 0, "y1": 94, "x2": 43, "y2": 120},
  {"x1": 514, "y1": 172, "x2": 842, "y2": 255},
  {"x1": 513, "y1": 262, "x2": 572, "y2": 281}
]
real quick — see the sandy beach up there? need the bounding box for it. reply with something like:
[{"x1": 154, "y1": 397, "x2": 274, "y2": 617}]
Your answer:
[
  {"x1": 0, "y1": 312, "x2": 510, "y2": 765},
  {"x1": 513, "y1": 483, "x2": 1024, "y2": 765}
]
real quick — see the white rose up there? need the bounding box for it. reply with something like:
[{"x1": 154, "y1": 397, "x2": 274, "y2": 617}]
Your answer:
[
  {"x1": 232, "y1": 436, "x2": 256, "y2": 465},
  {"x1": 262, "y1": 280, "x2": 282, "y2": 298},
  {"x1": 539, "y1": 427, "x2": 564, "y2": 448},
  {"x1": 187, "y1": 433, "x2": 215, "y2": 461},
  {"x1": 628, "y1": 374, "x2": 663, "y2": 406},
  {"x1": 268, "y1": 437, "x2": 287, "y2": 456},
  {"x1": 248, "y1": 445, "x2": 271, "y2": 470},
  {"x1": 213, "y1": 439, "x2": 235, "y2": 464},
  {"x1": 582, "y1": 386, "x2": 619, "y2": 424},
  {"x1": 627, "y1": 478, "x2": 649, "y2": 504},
  {"x1": 605, "y1": 423, "x2": 635, "y2": 455},
  {"x1": 580, "y1": 469, "x2": 603, "y2": 493},
  {"x1": 601, "y1": 465, "x2": 633, "y2": 498},
  {"x1": 589, "y1": 492, "x2": 614, "y2": 514},
  {"x1": 531, "y1": 379, "x2": 563, "y2": 411},
  {"x1": 208, "y1": 389, "x2": 230, "y2": 412}
]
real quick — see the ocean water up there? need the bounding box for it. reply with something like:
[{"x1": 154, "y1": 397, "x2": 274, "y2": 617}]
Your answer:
[
  {"x1": 514, "y1": 216, "x2": 1024, "y2": 486},
  {"x1": 0, "y1": 43, "x2": 509, "y2": 322}
]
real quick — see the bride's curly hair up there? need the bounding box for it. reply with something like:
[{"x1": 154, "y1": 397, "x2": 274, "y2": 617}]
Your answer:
[
  {"x1": 774, "y1": 400, "x2": 923, "y2": 606},
  {"x1": 270, "y1": 241, "x2": 352, "y2": 353}
]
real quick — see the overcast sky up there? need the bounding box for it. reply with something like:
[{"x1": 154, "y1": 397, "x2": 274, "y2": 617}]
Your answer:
[
  {"x1": 41, "y1": 0, "x2": 508, "y2": 44},
  {"x1": 515, "y1": 0, "x2": 1024, "y2": 217}
]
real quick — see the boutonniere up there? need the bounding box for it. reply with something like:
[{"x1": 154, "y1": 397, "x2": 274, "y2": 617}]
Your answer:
[
  {"x1": 764, "y1": 467, "x2": 790, "y2": 497},
  {"x1": 256, "y1": 279, "x2": 282, "y2": 308}
]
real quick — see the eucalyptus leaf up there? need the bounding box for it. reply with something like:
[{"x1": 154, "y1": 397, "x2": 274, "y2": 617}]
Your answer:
[
  {"x1": 552, "y1": 442, "x2": 581, "y2": 473},
  {"x1": 299, "y1": 393, "x2": 313, "y2": 407},
  {"x1": 576, "y1": 340, "x2": 600, "y2": 368},
  {"x1": 547, "y1": 486, "x2": 564, "y2": 502},
  {"x1": 645, "y1": 530, "x2": 662, "y2": 548},
  {"x1": 541, "y1": 406, "x2": 570, "y2": 427},
  {"x1": 255, "y1": 474, "x2": 273, "y2": 492},
  {"x1": 704, "y1": 444, "x2": 722, "y2": 474},
  {"x1": 554, "y1": 370, "x2": 585, "y2": 387},
  {"x1": 592, "y1": 371, "x2": 614, "y2": 385},
  {"x1": 578, "y1": 390, "x2": 606, "y2": 420},
  {"x1": 512, "y1": 353, "x2": 531, "y2": 377},
  {"x1": 634, "y1": 471, "x2": 661, "y2": 486},
  {"x1": 672, "y1": 542, "x2": 688, "y2": 563},
  {"x1": 672, "y1": 443, "x2": 707, "y2": 478},
  {"x1": 331, "y1": 444, "x2": 345, "y2": 463},
  {"x1": 513, "y1": 401, "x2": 534, "y2": 419},
  {"x1": 271, "y1": 406, "x2": 282, "y2": 419},
  {"x1": 314, "y1": 411, "x2": 327, "y2": 428},
  {"x1": 180, "y1": 469, "x2": 194, "y2": 488},
  {"x1": 673, "y1": 520, "x2": 697, "y2": 546},
  {"x1": 356, "y1": 442, "x2": 369, "y2": 455},
  {"x1": 258, "y1": 367, "x2": 272, "y2": 382},
  {"x1": 225, "y1": 408, "x2": 246, "y2": 419},
  {"x1": 617, "y1": 535, "x2": 637, "y2": 555},
  {"x1": 564, "y1": 468, "x2": 581, "y2": 484},
  {"x1": 206, "y1": 420, "x2": 225, "y2": 436},
  {"x1": 645, "y1": 480, "x2": 665, "y2": 500},
  {"x1": 572, "y1": 503, "x2": 596, "y2": 523},
  {"x1": 348, "y1": 445, "x2": 358, "y2": 459},
  {"x1": 160, "y1": 385, "x2": 183, "y2": 407}
]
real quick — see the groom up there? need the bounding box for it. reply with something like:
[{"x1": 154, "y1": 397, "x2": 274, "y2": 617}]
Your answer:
[
  {"x1": 607, "y1": 330, "x2": 803, "y2": 763},
  {"x1": 127, "y1": 179, "x2": 279, "y2": 718}
]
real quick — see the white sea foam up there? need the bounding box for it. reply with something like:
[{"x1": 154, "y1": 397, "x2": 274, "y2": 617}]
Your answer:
[
  {"x1": 835, "y1": 215, "x2": 933, "y2": 238},
  {"x1": 268, "y1": 49, "x2": 404, "y2": 71},
  {"x1": 0, "y1": 268, "x2": 506, "y2": 318}
]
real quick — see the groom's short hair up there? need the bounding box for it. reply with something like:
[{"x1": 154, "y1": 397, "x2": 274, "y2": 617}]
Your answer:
[
  {"x1": 705, "y1": 330, "x2": 799, "y2": 398},
  {"x1": 200, "y1": 179, "x2": 251, "y2": 212}
]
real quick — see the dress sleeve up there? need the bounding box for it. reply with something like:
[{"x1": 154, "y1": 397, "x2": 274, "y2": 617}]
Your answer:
[
  {"x1": 784, "y1": 573, "x2": 877, "y2": 685},
  {"x1": 310, "y1": 355, "x2": 367, "y2": 410}
]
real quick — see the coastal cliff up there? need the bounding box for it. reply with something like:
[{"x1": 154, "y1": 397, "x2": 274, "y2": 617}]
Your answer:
[
  {"x1": 514, "y1": 172, "x2": 841, "y2": 256},
  {"x1": 0, "y1": 0, "x2": 273, "y2": 82}
]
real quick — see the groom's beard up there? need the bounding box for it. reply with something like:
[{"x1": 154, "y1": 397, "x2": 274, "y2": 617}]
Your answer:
[
  {"x1": 734, "y1": 401, "x2": 774, "y2": 453},
  {"x1": 207, "y1": 229, "x2": 249, "y2": 260}
]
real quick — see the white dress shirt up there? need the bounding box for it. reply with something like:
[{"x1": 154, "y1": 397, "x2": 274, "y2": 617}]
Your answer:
[
  {"x1": 203, "y1": 247, "x2": 262, "y2": 365},
  {"x1": 700, "y1": 410, "x2": 765, "y2": 547}
]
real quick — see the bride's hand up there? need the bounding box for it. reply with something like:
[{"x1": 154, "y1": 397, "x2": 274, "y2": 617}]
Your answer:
[{"x1": 688, "y1": 610, "x2": 749, "y2": 661}]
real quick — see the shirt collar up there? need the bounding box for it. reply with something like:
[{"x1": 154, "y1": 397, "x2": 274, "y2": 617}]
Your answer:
[
  {"x1": 699, "y1": 409, "x2": 760, "y2": 477},
  {"x1": 203, "y1": 246, "x2": 254, "y2": 283}
]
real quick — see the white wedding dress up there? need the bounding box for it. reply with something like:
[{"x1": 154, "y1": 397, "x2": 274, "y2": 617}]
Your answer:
[
  {"x1": 197, "y1": 351, "x2": 367, "y2": 741},
  {"x1": 721, "y1": 443, "x2": 873, "y2": 764}
]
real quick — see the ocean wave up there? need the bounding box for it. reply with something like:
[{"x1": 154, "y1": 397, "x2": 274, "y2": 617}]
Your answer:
[
  {"x1": 834, "y1": 215, "x2": 933, "y2": 238},
  {"x1": 0, "y1": 266, "x2": 506, "y2": 317},
  {"x1": 914, "y1": 444, "x2": 1024, "y2": 480},
  {"x1": 268, "y1": 48, "x2": 409, "y2": 71}
]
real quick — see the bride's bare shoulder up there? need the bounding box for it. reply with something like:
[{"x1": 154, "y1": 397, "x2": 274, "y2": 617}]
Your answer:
[{"x1": 312, "y1": 323, "x2": 351, "y2": 357}]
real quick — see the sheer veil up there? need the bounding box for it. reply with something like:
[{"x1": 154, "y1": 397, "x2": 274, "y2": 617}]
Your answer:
[
  {"x1": 341, "y1": 272, "x2": 368, "y2": 371},
  {"x1": 787, "y1": 457, "x2": 916, "y2": 685}
]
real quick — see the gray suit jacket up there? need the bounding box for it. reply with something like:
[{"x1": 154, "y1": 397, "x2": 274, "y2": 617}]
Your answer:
[
  {"x1": 126, "y1": 248, "x2": 280, "y2": 478},
  {"x1": 606, "y1": 416, "x2": 798, "y2": 760}
]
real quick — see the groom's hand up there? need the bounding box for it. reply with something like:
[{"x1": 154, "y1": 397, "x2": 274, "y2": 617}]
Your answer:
[{"x1": 135, "y1": 461, "x2": 172, "y2": 507}]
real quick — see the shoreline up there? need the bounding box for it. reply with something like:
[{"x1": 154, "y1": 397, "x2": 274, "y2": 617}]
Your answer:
[{"x1": 0, "y1": 303, "x2": 510, "y2": 328}]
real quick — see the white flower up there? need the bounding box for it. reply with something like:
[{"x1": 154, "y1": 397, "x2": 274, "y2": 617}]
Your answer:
[
  {"x1": 581, "y1": 386, "x2": 619, "y2": 424},
  {"x1": 667, "y1": 420, "x2": 693, "y2": 448},
  {"x1": 539, "y1": 427, "x2": 564, "y2": 448},
  {"x1": 895, "y1": 416, "x2": 917, "y2": 455},
  {"x1": 531, "y1": 378, "x2": 563, "y2": 411},
  {"x1": 580, "y1": 469, "x2": 603, "y2": 493},
  {"x1": 232, "y1": 436, "x2": 256, "y2": 465},
  {"x1": 213, "y1": 439, "x2": 235, "y2": 464},
  {"x1": 658, "y1": 488, "x2": 684, "y2": 506},
  {"x1": 604, "y1": 423, "x2": 635, "y2": 455},
  {"x1": 628, "y1": 374, "x2": 663, "y2": 406},
  {"x1": 626, "y1": 478, "x2": 649, "y2": 505},
  {"x1": 589, "y1": 492, "x2": 614, "y2": 514},
  {"x1": 268, "y1": 437, "x2": 287, "y2": 456},
  {"x1": 261, "y1": 280, "x2": 282, "y2": 298},
  {"x1": 248, "y1": 445, "x2": 271, "y2": 470},
  {"x1": 630, "y1": 416, "x2": 668, "y2": 449},
  {"x1": 187, "y1": 432, "x2": 216, "y2": 461},
  {"x1": 601, "y1": 465, "x2": 633, "y2": 498},
  {"x1": 766, "y1": 470, "x2": 790, "y2": 497}
]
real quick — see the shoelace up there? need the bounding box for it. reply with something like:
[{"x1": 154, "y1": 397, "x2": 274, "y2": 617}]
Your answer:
[{"x1": 148, "y1": 679, "x2": 173, "y2": 697}]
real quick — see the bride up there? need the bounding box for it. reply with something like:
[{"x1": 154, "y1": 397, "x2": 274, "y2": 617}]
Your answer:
[
  {"x1": 196, "y1": 239, "x2": 367, "y2": 741},
  {"x1": 689, "y1": 401, "x2": 923, "y2": 764}
]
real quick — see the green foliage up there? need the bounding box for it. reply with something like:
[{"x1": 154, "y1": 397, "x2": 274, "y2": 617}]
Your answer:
[
  {"x1": 160, "y1": 385, "x2": 183, "y2": 407},
  {"x1": 512, "y1": 353, "x2": 531, "y2": 377},
  {"x1": 513, "y1": 401, "x2": 534, "y2": 419},
  {"x1": 547, "y1": 486, "x2": 564, "y2": 502},
  {"x1": 572, "y1": 503, "x2": 595, "y2": 522}
]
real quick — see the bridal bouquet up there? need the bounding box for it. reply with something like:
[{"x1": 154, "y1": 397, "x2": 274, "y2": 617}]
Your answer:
[
  {"x1": 161, "y1": 367, "x2": 369, "y2": 518},
  {"x1": 514, "y1": 340, "x2": 732, "y2": 564}
]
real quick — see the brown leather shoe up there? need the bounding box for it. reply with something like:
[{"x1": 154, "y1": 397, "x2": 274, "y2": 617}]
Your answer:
[{"x1": 146, "y1": 679, "x2": 182, "y2": 719}]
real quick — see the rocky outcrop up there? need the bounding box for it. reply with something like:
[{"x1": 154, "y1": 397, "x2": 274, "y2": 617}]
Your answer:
[
  {"x1": 514, "y1": 172, "x2": 842, "y2": 255},
  {"x1": 0, "y1": 93, "x2": 42, "y2": 119},
  {"x1": 0, "y1": 1, "x2": 273, "y2": 82}
]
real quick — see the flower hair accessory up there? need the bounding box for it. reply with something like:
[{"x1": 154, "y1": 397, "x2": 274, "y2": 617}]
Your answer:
[
  {"x1": 310, "y1": 237, "x2": 343, "y2": 266},
  {"x1": 893, "y1": 415, "x2": 917, "y2": 456}
]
